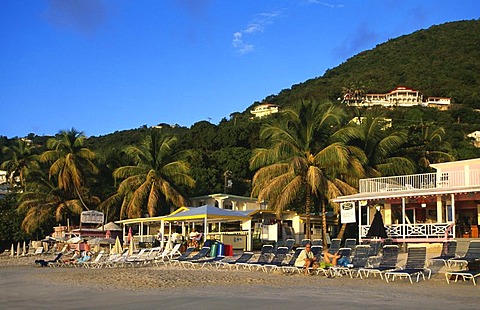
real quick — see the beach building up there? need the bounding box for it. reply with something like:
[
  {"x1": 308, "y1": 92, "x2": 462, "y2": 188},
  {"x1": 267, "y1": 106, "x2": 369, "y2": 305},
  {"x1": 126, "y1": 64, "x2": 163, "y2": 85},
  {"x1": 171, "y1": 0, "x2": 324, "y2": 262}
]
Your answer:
[
  {"x1": 114, "y1": 193, "x2": 335, "y2": 251},
  {"x1": 250, "y1": 103, "x2": 280, "y2": 118},
  {"x1": 333, "y1": 157, "x2": 480, "y2": 244},
  {"x1": 344, "y1": 86, "x2": 451, "y2": 110}
]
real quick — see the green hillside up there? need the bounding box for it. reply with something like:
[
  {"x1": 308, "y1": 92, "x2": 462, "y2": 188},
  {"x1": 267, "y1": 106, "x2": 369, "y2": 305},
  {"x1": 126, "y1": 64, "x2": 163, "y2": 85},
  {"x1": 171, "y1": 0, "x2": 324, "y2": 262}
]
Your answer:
[{"x1": 263, "y1": 20, "x2": 480, "y2": 108}]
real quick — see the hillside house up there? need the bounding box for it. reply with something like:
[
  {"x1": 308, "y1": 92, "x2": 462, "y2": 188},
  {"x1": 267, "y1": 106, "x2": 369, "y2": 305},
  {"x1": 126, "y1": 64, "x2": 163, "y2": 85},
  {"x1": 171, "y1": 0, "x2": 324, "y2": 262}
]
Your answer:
[
  {"x1": 345, "y1": 86, "x2": 451, "y2": 110},
  {"x1": 467, "y1": 131, "x2": 480, "y2": 148},
  {"x1": 250, "y1": 103, "x2": 279, "y2": 118}
]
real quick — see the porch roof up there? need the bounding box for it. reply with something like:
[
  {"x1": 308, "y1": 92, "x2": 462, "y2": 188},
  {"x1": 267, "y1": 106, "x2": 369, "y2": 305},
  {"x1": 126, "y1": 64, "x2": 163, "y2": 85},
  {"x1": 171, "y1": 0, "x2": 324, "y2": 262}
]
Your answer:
[{"x1": 333, "y1": 185, "x2": 480, "y2": 203}]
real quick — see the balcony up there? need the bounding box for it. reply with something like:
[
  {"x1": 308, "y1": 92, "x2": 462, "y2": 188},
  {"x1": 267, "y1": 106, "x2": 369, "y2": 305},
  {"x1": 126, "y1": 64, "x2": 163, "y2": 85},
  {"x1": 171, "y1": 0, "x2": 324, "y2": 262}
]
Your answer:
[{"x1": 359, "y1": 169, "x2": 480, "y2": 194}]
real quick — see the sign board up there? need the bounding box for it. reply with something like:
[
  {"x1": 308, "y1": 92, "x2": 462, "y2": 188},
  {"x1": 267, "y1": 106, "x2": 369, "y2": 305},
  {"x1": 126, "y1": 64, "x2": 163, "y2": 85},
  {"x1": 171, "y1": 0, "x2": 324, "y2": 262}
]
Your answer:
[
  {"x1": 80, "y1": 210, "x2": 104, "y2": 224},
  {"x1": 340, "y1": 202, "x2": 356, "y2": 223}
]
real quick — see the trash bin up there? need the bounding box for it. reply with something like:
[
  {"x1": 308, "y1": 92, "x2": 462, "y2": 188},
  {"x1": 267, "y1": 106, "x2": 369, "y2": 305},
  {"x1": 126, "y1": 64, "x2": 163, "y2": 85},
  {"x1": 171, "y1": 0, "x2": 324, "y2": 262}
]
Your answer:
[
  {"x1": 217, "y1": 243, "x2": 224, "y2": 256},
  {"x1": 210, "y1": 243, "x2": 218, "y2": 257},
  {"x1": 224, "y1": 244, "x2": 233, "y2": 256}
]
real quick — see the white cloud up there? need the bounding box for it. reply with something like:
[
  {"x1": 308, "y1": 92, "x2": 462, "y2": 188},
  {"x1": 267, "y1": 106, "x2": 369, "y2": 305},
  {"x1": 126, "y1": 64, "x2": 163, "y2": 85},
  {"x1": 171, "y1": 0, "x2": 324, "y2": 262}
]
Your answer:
[
  {"x1": 232, "y1": 10, "x2": 281, "y2": 54},
  {"x1": 306, "y1": 0, "x2": 344, "y2": 8}
]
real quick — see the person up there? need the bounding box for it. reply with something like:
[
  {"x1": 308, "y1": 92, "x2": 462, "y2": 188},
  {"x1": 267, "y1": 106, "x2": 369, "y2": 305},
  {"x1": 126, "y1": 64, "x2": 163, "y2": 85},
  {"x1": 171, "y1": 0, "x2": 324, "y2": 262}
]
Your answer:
[
  {"x1": 62, "y1": 250, "x2": 80, "y2": 264},
  {"x1": 294, "y1": 244, "x2": 318, "y2": 275},
  {"x1": 76, "y1": 251, "x2": 92, "y2": 263},
  {"x1": 189, "y1": 228, "x2": 200, "y2": 247},
  {"x1": 323, "y1": 251, "x2": 342, "y2": 267}
]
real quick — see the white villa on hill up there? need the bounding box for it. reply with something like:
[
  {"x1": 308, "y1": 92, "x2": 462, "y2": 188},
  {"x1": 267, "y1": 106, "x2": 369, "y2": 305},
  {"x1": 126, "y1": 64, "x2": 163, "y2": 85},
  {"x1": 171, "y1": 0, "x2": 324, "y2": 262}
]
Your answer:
[
  {"x1": 334, "y1": 157, "x2": 480, "y2": 243},
  {"x1": 467, "y1": 131, "x2": 480, "y2": 148},
  {"x1": 250, "y1": 103, "x2": 279, "y2": 118},
  {"x1": 344, "y1": 86, "x2": 451, "y2": 110}
]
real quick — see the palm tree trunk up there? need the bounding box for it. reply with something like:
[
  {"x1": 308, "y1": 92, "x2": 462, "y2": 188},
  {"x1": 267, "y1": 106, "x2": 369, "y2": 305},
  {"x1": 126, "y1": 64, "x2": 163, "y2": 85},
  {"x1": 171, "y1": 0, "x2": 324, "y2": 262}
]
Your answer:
[
  {"x1": 74, "y1": 185, "x2": 90, "y2": 211},
  {"x1": 305, "y1": 189, "x2": 311, "y2": 240},
  {"x1": 336, "y1": 223, "x2": 347, "y2": 240},
  {"x1": 321, "y1": 201, "x2": 328, "y2": 249}
]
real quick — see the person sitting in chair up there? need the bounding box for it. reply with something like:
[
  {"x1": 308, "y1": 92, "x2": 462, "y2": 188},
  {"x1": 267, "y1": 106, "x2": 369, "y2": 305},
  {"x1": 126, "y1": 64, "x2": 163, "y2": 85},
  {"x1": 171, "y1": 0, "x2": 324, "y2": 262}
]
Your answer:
[
  {"x1": 189, "y1": 228, "x2": 200, "y2": 248},
  {"x1": 295, "y1": 244, "x2": 318, "y2": 275}
]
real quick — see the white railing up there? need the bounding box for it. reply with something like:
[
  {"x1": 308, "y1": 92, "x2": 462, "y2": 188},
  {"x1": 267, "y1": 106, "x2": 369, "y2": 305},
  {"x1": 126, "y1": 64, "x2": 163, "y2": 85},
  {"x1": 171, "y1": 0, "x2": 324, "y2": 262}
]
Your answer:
[
  {"x1": 360, "y1": 223, "x2": 453, "y2": 239},
  {"x1": 359, "y1": 169, "x2": 480, "y2": 194}
]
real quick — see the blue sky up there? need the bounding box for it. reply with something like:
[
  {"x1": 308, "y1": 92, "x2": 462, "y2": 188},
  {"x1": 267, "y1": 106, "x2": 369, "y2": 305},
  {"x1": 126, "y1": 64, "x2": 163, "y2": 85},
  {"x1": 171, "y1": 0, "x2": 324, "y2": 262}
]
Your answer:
[{"x1": 1, "y1": 0, "x2": 479, "y2": 138}]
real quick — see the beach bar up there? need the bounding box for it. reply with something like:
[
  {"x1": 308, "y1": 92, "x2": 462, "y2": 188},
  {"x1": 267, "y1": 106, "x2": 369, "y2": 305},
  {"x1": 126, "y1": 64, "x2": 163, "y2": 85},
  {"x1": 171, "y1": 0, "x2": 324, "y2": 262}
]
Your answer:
[{"x1": 333, "y1": 158, "x2": 480, "y2": 243}]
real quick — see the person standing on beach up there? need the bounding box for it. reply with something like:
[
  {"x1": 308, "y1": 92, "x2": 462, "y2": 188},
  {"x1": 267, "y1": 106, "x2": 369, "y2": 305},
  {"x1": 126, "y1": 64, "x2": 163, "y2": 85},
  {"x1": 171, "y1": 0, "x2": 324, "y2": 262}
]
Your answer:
[{"x1": 295, "y1": 244, "x2": 318, "y2": 275}]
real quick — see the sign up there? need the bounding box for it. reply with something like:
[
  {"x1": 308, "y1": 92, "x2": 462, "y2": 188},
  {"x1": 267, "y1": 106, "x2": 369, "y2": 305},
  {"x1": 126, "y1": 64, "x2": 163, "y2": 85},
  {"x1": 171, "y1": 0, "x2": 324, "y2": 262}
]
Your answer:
[
  {"x1": 340, "y1": 202, "x2": 356, "y2": 223},
  {"x1": 80, "y1": 210, "x2": 104, "y2": 224}
]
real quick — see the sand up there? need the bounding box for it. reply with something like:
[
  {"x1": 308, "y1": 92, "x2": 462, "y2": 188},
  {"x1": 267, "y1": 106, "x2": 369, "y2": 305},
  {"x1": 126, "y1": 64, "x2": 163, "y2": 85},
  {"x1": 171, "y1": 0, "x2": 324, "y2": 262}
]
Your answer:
[{"x1": 0, "y1": 254, "x2": 479, "y2": 309}]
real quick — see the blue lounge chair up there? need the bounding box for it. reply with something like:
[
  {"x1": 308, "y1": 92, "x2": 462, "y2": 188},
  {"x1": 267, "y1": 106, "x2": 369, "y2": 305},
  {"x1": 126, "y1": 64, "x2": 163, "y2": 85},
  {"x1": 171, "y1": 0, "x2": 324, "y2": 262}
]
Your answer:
[
  {"x1": 357, "y1": 245, "x2": 399, "y2": 279},
  {"x1": 447, "y1": 240, "x2": 480, "y2": 269},
  {"x1": 216, "y1": 252, "x2": 254, "y2": 270},
  {"x1": 328, "y1": 239, "x2": 342, "y2": 254},
  {"x1": 428, "y1": 240, "x2": 457, "y2": 267},
  {"x1": 385, "y1": 246, "x2": 431, "y2": 283}
]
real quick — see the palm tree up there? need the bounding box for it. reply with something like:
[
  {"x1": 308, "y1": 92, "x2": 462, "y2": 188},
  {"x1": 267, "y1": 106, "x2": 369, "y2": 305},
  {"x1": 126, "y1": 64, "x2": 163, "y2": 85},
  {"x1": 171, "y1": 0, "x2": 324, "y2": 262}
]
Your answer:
[
  {"x1": 250, "y1": 100, "x2": 365, "y2": 244},
  {"x1": 404, "y1": 121, "x2": 454, "y2": 172},
  {"x1": 1, "y1": 138, "x2": 39, "y2": 190},
  {"x1": 101, "y1": 131, "x2": 195, "y2": 219},
  {"x1": 40, "y1": 128, "x2": 98, "y2": 210},
  {"x1": 352, "y1": 109, "x2": 416, "y2": 178},
  {"x1": 17, "y1": 169, "x2": 96, "y2": 234}
]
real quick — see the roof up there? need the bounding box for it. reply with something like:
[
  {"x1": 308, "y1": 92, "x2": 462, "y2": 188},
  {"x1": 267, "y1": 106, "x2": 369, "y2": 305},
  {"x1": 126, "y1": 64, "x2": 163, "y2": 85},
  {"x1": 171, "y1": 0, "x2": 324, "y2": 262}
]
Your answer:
[
  {"x1": 333, "y1": 185, "x2": 480, "y2": 203},
  {"x1": 162, "y1": 205, "x2": 251, "y2": 222}
]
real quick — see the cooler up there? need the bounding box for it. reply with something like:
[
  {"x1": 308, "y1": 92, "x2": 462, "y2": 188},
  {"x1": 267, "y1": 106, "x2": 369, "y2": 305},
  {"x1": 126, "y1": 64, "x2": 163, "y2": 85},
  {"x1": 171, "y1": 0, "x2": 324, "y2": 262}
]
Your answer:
[{"x1": 224, "y1": 244, "x2": 233, "y2": 256}]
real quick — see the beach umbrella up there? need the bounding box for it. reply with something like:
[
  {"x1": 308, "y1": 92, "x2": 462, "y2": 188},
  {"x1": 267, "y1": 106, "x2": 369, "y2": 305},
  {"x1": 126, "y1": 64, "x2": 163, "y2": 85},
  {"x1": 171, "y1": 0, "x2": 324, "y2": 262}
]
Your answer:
[
  {"x1": 128, "y1": 237, "x2": 136, "y2": 256},
  {"x1": 10, "y1": 244, "x2": 14, "y2": 257},
  {"x1": 22, "y1": 241, "x2": 27, "y2": 256},
  {"x1": 112, "y1": 236, "x2": 122, "y2": 254},
  {"x1": 16, "y1": 242, "x2": 21, "y2": 257},
  {"x1": 66, "y1": 236, "x2": 83, "y2": 244},
  {"x1": 366, "y1": 209, "x2": 388, "y2": 239}
]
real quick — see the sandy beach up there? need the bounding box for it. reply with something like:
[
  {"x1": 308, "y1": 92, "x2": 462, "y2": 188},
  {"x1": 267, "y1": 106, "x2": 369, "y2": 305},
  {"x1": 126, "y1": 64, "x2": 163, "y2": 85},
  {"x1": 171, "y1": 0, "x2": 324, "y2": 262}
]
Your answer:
[{"x1": 1, "y1": 254, "x2": 479, "y2": 310}]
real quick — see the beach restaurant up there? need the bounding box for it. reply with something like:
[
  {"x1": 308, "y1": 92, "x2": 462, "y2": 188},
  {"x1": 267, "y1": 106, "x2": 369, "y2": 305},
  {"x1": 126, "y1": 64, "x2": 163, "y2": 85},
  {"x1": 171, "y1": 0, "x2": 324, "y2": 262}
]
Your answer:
[{"x1": 333, "y1": 157, "x2": 480, "y2": 243}]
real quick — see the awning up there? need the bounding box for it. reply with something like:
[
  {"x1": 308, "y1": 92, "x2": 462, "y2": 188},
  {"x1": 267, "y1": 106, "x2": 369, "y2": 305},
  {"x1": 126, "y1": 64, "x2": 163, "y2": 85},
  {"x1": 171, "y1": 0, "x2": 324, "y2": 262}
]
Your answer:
[{"x1": 162, "y1": 205, "x2": 251, "y2": 222}]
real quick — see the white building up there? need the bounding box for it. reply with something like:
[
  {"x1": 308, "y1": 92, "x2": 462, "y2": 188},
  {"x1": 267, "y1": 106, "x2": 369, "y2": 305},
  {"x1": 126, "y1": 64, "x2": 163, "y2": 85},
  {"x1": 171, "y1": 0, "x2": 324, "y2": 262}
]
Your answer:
[
  {"x1": 334, "y1": 157, "x2": 480, "y2": 243},
  {"x1": 250, "y1": 103, "x2": 279, "y2": 118},
  {"x1": 345, "y1": 86, "x2": 451, "y2": 110},
  {"x1": 467, "y1": 131, "x2": 480, "y2": 148}
]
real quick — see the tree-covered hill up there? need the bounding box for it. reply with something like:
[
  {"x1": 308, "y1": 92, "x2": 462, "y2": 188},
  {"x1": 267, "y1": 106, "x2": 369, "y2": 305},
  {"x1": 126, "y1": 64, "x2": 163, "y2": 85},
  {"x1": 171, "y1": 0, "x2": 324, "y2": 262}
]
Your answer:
[{"x1": 262, "y1": 19, "x2": 480, "y2": 109}]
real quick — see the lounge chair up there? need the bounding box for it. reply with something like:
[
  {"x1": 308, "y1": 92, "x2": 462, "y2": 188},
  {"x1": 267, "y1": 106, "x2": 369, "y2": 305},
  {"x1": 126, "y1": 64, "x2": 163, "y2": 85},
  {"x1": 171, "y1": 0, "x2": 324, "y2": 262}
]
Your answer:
[
  {"x1": 327, "y1": 247, "x2": 353, "y2": 277},
  {"x1": 445, "y1": 260, "x2": 480, "y2": 286},
  {"x1": 284, "y1": 239, "x2": 295, "y2": 252},
  {"x1": 236, "y1": 245, "x2": 274, "y2": 270},
  {"x1": 428, "y1": 240, "x2": 457, "y2": 267},
  {"x1": 328, "y1": 239, "x2": 342, "y2": 254},
  {"x1": 384, "y1": 246, "x2": 431, "y2": 283},
  {"x1": 357, "y1": 245, "x2": 399, "y2": 279},
  {"x1": 216, "y1": 252, "x2": 255, "y2": 270},
  {"x1": 447, "y1": 240, "x2": 480, "y2": 269},
  {"x1": 34, "y1": 253, "x2": 63, "y2": 267},
  {"x1": 82, "y1": 251, "x2": 106, "y2": 269},
  {"x1": 168, "y1": 247, "x2": 196, "y2": 266},
  {"x1": 260, "y1": 247, "x2": 290, "y2": 272},
  {"x1": 334, "y1": 245, "x2": 371, "y2": 278},
  {"x1": 300, "y1": 239, "x2": 311, "y2": 247},
  {"x1": 280, "y1": 247, "x2": 304, "y2": 273},
  {"x1": 179, "y1": 247, "x2": 211, "y2": 268},
  {"x1": 344, "y1": 238, "x2": 357, "y2": 250}
]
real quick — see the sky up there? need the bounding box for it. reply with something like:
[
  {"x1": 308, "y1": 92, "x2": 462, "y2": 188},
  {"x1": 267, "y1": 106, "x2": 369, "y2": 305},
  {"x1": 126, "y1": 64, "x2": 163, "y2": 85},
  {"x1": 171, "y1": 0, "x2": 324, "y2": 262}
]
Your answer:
[{"x1": 1, "y1": 0, "x2": 479, "y2": 138}]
